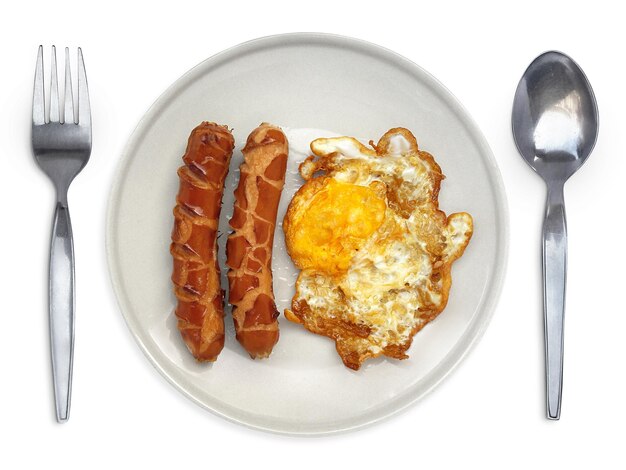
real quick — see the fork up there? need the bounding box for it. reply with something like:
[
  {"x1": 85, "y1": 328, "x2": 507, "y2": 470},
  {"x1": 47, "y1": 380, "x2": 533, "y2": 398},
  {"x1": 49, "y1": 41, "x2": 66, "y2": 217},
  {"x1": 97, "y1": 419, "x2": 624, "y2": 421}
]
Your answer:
[{"x1": 31, "y1": 46, "x2": 91, "y2": 422}]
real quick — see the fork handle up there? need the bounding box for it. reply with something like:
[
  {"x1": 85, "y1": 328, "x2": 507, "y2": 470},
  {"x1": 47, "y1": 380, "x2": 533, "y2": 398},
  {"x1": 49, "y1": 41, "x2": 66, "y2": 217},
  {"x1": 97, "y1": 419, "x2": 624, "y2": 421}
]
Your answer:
[
  {"x1": 49, "y1": 201, "x2": 75, "y2": 422},
  {"x1": 542, "y1": 182, "x2": 567, "y2": 420}
]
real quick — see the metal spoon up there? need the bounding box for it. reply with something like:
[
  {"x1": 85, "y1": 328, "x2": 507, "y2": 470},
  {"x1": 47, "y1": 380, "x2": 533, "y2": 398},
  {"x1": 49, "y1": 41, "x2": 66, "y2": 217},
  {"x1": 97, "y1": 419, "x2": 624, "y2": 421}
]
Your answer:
[{"x1": 512, "y1": 51, "x2": 598, "y2": 419}]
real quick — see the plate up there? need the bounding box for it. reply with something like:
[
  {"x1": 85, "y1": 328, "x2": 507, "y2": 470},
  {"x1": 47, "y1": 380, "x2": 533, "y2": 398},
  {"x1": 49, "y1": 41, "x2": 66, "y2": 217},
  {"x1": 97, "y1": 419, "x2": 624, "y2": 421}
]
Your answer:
[{"x1": 106, "y1": 33, "x2": 508, "y2": 435}]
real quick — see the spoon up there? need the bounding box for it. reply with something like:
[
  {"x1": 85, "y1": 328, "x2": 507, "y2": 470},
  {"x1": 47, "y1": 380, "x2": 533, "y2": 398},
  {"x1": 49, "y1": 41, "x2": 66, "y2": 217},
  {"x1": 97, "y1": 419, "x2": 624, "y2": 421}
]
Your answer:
[{"x1": 512, "y1": 51, "x2": 598, "y2": 419}]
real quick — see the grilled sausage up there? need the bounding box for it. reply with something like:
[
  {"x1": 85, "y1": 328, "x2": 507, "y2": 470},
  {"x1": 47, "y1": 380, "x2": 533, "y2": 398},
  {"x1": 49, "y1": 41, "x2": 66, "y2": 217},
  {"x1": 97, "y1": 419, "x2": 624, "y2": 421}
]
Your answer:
[
  {"x1": 171, "y1": 122, "x2": 234, "y2": 361},
  {"x1": 227, "y1": 123, "x2": 288, "y2": 358}
]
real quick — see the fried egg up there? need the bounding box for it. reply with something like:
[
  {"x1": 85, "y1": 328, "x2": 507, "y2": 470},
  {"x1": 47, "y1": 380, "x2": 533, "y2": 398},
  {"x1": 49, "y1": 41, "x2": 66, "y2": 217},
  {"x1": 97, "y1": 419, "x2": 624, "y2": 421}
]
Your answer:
[{"x1": 283, "y1": 128, "x2": 473, "y2": 370}]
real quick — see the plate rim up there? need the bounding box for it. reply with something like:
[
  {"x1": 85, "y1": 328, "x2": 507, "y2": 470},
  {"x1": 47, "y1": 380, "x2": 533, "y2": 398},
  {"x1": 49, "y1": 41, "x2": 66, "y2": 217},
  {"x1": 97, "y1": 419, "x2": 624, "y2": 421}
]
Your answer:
[{"x1": 105, "y1": 32, "x2": 510, "y2": 436}]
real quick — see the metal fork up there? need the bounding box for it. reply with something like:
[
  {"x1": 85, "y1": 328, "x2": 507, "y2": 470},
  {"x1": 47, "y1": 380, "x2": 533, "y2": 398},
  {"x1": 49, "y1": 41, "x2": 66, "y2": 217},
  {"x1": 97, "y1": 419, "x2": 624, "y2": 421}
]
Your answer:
[{"x1": 31, "y1": 46, "x2": 92, "y2": 422}]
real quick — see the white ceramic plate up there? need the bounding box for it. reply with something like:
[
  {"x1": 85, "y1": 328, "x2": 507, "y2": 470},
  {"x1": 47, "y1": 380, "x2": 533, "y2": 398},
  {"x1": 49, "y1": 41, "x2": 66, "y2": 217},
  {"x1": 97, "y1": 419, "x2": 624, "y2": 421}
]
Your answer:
[{"x1": 106, "y1": 33, "x2": 508, "y2": 435}]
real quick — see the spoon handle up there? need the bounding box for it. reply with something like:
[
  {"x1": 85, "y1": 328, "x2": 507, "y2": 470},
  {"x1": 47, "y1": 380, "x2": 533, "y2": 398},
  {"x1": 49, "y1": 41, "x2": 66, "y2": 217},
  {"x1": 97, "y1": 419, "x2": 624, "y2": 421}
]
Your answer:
[{"x1": 542, "y1": 182, "x2": 567, "y2": 420}]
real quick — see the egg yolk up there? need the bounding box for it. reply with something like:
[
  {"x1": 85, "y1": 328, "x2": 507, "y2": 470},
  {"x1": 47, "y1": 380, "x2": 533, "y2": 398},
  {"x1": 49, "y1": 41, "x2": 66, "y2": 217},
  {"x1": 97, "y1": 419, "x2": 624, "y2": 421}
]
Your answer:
[{"x1": 290, "y1": 179, "x2": 386, "y2": 275}]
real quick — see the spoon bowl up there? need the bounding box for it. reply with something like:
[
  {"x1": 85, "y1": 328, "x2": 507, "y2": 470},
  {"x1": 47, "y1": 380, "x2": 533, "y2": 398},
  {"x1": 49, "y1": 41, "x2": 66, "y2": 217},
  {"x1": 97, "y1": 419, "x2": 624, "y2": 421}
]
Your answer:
[
  {"x1": 511, "y1": 51, "x2": 598, "y2": 420},
  {"x1": 513, "y1": 51, "x2": 598, "y2": 183}
]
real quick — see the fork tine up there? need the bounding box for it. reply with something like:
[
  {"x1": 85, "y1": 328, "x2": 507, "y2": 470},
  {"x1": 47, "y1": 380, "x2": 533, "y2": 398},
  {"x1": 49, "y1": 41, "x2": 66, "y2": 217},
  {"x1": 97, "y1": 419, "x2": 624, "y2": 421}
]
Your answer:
[
  {"x1": 63, "y1": 47, "x2": 74, "y2": 124},
  {"x1": 49, "y1": 46, "x2": 60, "y2": 123},
  {"x1": 33, "y1": 45, "x2": 45, "y2": 125},
  {"x1": 77, "y1": 47, "x2": 91, "y2": 128}
]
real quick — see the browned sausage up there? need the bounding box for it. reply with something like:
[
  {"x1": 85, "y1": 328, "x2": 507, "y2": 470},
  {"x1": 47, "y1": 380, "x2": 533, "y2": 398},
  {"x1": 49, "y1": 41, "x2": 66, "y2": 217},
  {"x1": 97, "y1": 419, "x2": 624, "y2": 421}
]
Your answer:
[
  {"x1": 226, "y1": 123, "x2": 288, "y2": 358},
  {"x1": 170, "y1": 122, "x2": 234, "y2": 361}
]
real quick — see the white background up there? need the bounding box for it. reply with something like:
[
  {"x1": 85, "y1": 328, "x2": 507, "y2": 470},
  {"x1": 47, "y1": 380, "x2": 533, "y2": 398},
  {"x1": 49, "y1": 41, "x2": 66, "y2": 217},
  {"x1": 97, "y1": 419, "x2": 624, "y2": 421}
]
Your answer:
[{"x1": 1, "y1": 0, "x2": 623, "y2": 468}]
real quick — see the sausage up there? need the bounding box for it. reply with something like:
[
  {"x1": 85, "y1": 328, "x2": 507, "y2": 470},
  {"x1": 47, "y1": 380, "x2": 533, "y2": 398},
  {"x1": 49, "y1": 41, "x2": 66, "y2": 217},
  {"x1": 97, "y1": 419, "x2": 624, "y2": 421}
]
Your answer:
[
  {"x1": 170, "y1": 122, "x2": 234, "y2": 361},
  {"x1": 226, "y1": 123, "x2": 288, "y2": 358}
]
